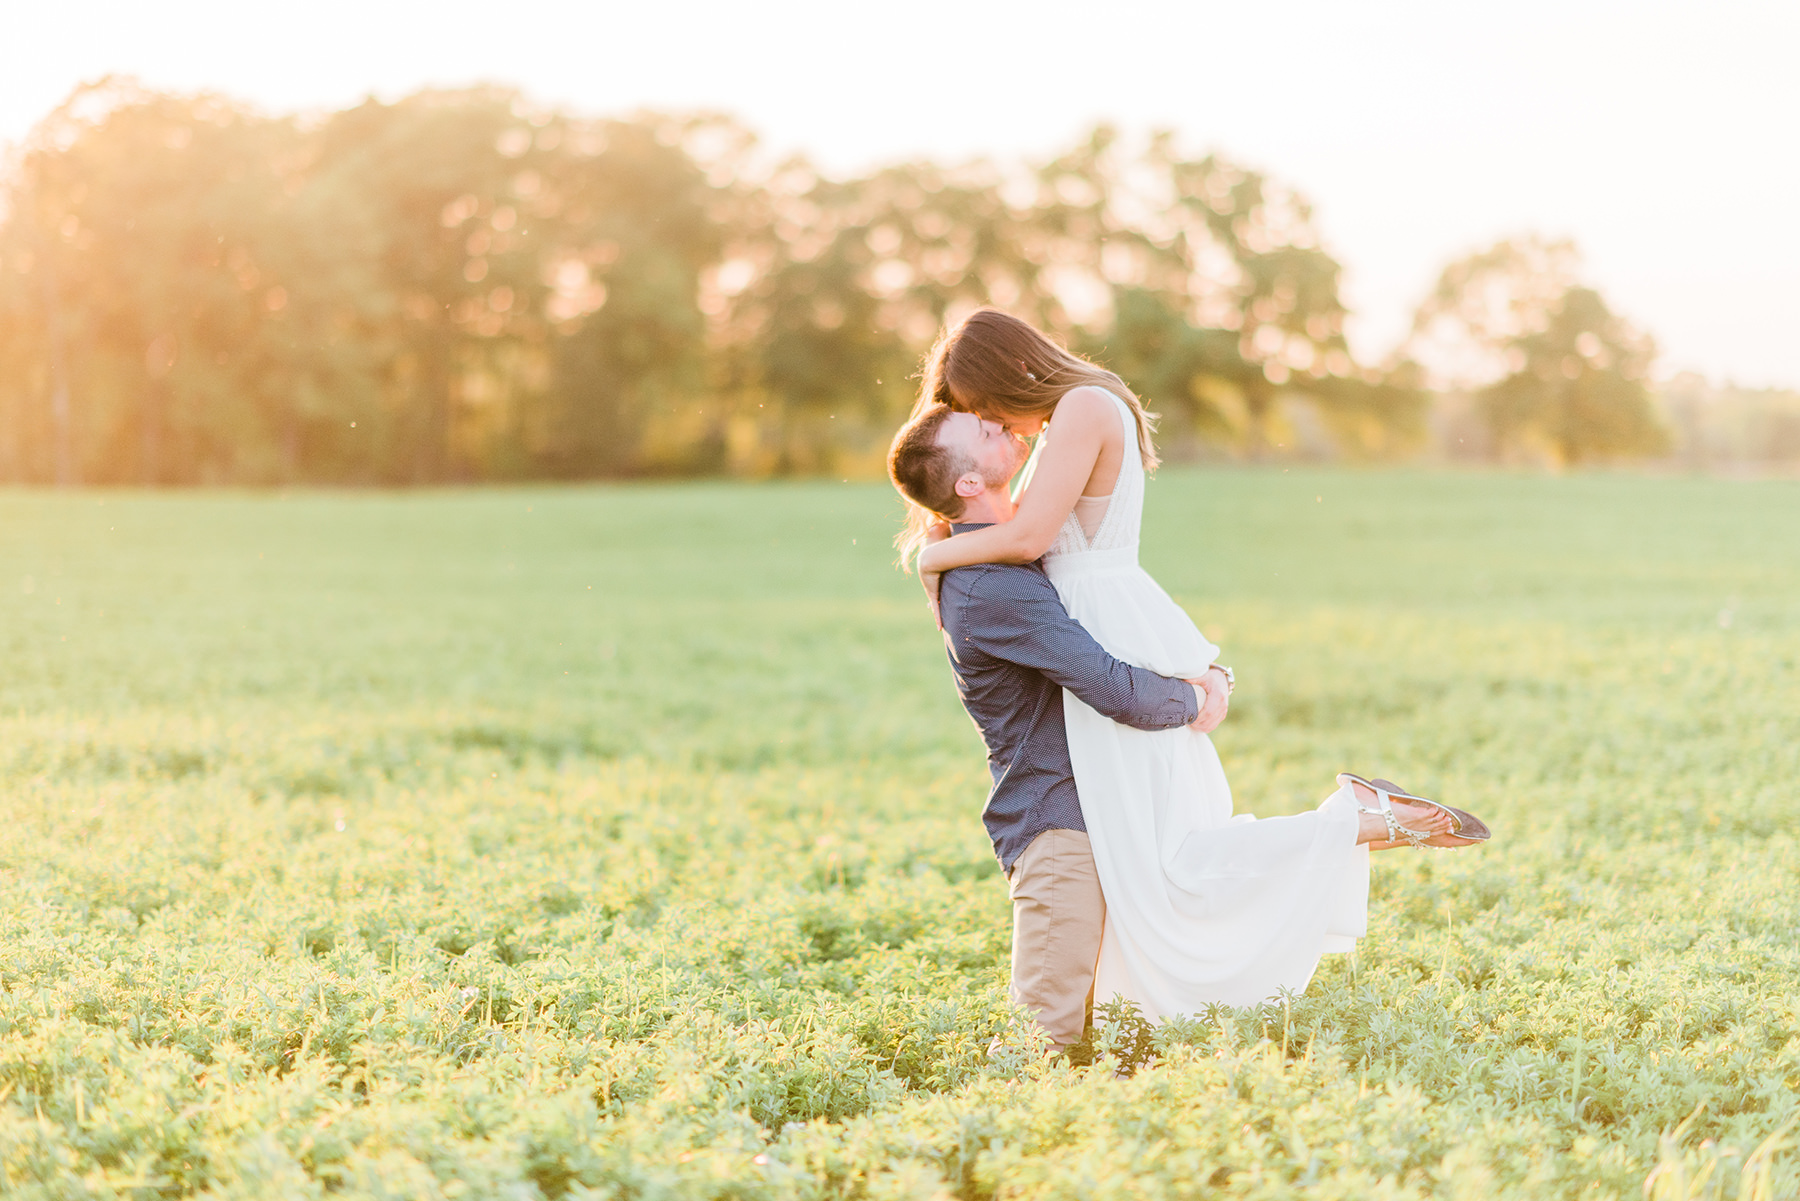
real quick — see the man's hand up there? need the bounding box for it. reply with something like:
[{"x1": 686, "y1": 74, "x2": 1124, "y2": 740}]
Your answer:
[{"x1": 1184, "y1": 667, "x2": 1231, "y2": 733}]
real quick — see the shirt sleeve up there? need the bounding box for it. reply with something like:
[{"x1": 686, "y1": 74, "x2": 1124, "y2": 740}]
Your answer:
[{"x1": 953, "y1": 569, "x2": 1199, "y2": 731}]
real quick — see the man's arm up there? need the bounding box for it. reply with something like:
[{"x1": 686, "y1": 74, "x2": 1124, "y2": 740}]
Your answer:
[{"x1": 951, "y1": 568, "x2": 1200, "y2": 731}]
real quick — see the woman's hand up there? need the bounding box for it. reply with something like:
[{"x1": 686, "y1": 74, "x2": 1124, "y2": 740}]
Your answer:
[{"x1": 920, "y1": 520, "x2": 950, "y2": 628}]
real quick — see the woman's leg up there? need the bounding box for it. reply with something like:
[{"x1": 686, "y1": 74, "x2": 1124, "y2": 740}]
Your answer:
[{"x1": 1346, "y1": 778, "x2": 1457, "y2": 848}]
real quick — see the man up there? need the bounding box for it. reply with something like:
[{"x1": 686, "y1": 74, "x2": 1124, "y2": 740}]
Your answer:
[{"x1": 886, "y1": 404, "x2": 1228, "y2": 1051}]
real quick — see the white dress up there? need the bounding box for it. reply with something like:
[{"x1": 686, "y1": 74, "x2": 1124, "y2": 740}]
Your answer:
[{"x1": 1033, "y1": 389, "x2": 1370, "y2": 1019}]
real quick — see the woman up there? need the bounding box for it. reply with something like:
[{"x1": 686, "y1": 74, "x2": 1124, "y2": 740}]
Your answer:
[{"x1": 907, "y1": 309, "x2": 1487, "y2": 1020}]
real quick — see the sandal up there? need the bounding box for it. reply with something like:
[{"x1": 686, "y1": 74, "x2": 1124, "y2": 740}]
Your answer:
[
  {"x1": 1370, "y1": 778, "x2": 1490, "y2": 846},
  {"x1": 1339, "y1": 772, "x2": 1488, "y2": 848}
]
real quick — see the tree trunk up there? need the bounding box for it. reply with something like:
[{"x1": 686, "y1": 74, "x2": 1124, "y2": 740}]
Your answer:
[
  {"x1": 142, "y1": 383, "x2": 163, "y2": 485},
  {"x1": 41, "y1": 262, "x2": 77, "y2": 486},
  {"x1": 1241, "y1": 376, "x2": 1275, "y2": 458},
  {"x1": 412, "y1": 324, "x2": 452, "y2": 483}
]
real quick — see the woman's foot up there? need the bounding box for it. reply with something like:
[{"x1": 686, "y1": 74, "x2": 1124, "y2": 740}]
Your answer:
[
  {"x1": 1346, "y1": 774, "x2": 1483, "y2": 849},
  {"x1": 1350, "y1": 776, "x2": 1454, "y2": 847},
  {"x1": 1366, "y1": 776, "x2": 1491, "y2": 848}
]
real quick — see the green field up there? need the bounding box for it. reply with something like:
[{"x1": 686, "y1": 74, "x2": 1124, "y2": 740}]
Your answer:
[{"x1": 3, "y1": 468, "x2": 1799, "y2": 1200}]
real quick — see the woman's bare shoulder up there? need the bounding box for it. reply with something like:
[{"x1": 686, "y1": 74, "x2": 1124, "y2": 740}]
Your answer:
[
  {"x1": 1050, "y1": 385, "x2": 1122, "y2": 436},
  {"x1": 1051, "y1": 385, "x2": 1116, "y2": 423}
]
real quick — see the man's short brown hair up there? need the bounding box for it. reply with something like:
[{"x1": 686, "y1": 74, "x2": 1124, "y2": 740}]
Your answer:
[{"x1": 887, "y1": 404, "x2": 971, "y2": 519}]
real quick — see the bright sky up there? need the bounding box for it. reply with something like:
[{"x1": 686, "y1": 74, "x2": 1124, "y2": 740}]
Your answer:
[{"x1": 7, "y1": 0, "x2": 1797, "y2": 388}]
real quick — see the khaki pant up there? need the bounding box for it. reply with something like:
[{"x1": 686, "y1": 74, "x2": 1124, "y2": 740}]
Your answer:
[{"x1": 1006, "y1": 828, "x2": 1105, "y2": 1050}]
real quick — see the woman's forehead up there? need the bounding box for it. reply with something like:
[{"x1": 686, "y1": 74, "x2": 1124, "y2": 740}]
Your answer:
[{"x1": 945, "y1": 384, "x2": 988, "y2": 413}]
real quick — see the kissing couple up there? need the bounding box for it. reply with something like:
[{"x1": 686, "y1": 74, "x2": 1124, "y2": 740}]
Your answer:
[{"x1": 887, "y1": 309, "x2": 1490, "y2": 1051}]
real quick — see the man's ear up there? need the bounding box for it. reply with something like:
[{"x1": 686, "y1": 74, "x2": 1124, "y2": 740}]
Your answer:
[{"x1": 953, "y1": 472, "x2": 985, "y2": 500}]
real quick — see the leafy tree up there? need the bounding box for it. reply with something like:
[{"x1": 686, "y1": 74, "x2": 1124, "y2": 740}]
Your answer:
[
  {"x1": 1034, "y1": 130, "x2": 1420, "y2": 455},
  {"x1": 0, "y1": 87, "x2": 1490, "y2": 484},
  {"x1": 538, "y1": 114, "x2": 734, "y2": 476},
  {"x1": 0, "y1": 84, "x2": 734, "y2": 484},
  {"x1": 1411, "y1": 239, "x2": 1665, "y2": 463},
  {"x1": 304, "y1": 89, "x2": 554, "y2": 482},
  {"x1": 1480, "y1": 286, "x2": 1667, "y2": 464},
  {"x1": 0, "y1": 80, "x2": 310, "y2": 483},
  {"x1": 1408, "y1": 236, "x2": 1581, "y2": 391},
  {"x1": 722, "y1": 157, "x2": 1052, "y2": 473},
  {"x1": 1090, "y1": 287, "x2": 1249, "y2": 447}
]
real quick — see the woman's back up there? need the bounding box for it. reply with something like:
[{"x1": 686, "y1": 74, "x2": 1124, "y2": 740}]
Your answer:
[
  {"x1": 1050, "y1": 389, "x2": 1140, "y2": 556},
  {"x1": 1037, "y1": 389, "x2": 1212, "y2": 680}
]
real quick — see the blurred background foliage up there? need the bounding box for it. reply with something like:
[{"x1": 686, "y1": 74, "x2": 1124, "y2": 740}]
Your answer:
[{"x1": 0, "y1": 80, "x2": 1785, "y2": 486}]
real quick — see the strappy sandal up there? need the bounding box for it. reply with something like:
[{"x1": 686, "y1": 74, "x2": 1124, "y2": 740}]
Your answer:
[
  {"x1": 1370, "y1": 778, "x2": 1490, "y2": 846},
  {"x1": 1339, "y1": 772, "x2": 1490, "y2": 848}
]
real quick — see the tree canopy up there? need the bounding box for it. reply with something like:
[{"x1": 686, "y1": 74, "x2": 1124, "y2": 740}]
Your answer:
[
  {"x1": 1408, "y1": 237, "x2": 1666, "y2": 465},
  {"x1": 0, "y1": 82, "x2": 1665, "y2": 485}
]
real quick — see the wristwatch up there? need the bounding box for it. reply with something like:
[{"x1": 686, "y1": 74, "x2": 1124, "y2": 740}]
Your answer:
[{"x1": 1210, "y1": 664, "x2": 1235, "y2": 694}]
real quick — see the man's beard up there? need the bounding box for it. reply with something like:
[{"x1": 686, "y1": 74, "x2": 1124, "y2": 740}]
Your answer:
[{"x1": 984, "y1": 440, "x2": 1028, "y2": 489}]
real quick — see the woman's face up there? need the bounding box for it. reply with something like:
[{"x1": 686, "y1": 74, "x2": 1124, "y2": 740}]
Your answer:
[
  {"x1": 951, "y1": 385, "x2": 1046, "y2": 438},
  {"x1": 999, "y1": 413, "x2": 1047, "y2": 437}
]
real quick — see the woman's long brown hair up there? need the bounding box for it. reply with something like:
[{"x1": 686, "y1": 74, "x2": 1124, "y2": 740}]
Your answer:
[{"x1": 896, "y1": 308, "x2": 1159, "y2": 570}]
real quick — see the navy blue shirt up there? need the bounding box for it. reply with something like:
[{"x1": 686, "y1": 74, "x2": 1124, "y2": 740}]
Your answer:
[{"x1": 939, "y1": 524, "x2": 1200, "y2": 871}]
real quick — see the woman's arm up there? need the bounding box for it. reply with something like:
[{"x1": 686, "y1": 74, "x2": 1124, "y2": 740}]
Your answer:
[{"x1": 917, "y1": 387, "x2": 1118, "y2": 574}]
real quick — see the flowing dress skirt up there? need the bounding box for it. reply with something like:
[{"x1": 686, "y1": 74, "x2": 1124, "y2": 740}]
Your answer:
[{"x1": 1047, "y1": 547, "x2": 1370, "y2": 1019}]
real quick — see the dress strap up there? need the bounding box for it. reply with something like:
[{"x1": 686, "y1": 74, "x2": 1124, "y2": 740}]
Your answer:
[{"x1": 1100, "y1": 388, "x2": 1144, "y2": 476}]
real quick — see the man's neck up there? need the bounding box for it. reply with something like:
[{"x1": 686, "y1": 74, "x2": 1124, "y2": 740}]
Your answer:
[{"x1": 956, "y1": 490, "x2": 1015, "y2": 525}]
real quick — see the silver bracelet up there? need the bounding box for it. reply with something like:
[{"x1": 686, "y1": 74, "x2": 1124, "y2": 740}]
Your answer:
[{"x1": 1210, "y1": 664, "x2": 1235, "y2": 694}]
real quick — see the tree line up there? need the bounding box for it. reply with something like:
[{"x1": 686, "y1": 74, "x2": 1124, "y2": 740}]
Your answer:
[{"x1": 0, "y1": 80, "x2": 1670, "y2": 486}]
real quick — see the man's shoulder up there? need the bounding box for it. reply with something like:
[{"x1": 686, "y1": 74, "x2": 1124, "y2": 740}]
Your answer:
[
  {"x1": 943, "y1": 560, "x2": 1055, "y2": 625},
  {"x1": 945, "y1": 559, "x2": 1050, "y2": 598}
]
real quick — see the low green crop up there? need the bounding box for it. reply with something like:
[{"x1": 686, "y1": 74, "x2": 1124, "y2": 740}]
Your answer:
[{"x1": 2, "y1": 468, "x2": 1797, "y2": 1198}]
